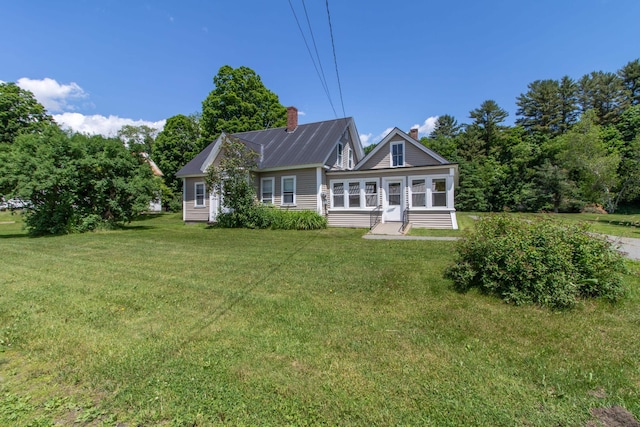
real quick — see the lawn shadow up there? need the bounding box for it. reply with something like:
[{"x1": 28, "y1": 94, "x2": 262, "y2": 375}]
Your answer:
[{"x1": 0, "y1": 233, "x2": 29, "y2": 239}]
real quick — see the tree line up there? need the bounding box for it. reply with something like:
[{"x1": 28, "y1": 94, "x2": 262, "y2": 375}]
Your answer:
[{"x1": 420, "y1": 59, "x2": 640, "y2": 213}]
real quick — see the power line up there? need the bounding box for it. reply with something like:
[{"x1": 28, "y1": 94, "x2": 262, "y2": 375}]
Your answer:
[
  {"x1": 325, "y1": 0, "x2": 346, "y2": 118},
  {"x1": 287, "y1": 0, "x2": 337, "y2": 117},
  {"x1": 302, "y1": 0, "x2": 331, "y2": 103}
]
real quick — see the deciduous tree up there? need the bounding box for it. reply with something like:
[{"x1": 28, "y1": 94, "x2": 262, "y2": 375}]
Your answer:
[
  {"x1": 201, "y1": 65, "x2": 287, "y2": 141},
  {"x1": 0, "y1": 82, "x2": 54, "y2": 145},
  {"x1": 0, "y1": 127, "x2": 157, "y2": 235}
]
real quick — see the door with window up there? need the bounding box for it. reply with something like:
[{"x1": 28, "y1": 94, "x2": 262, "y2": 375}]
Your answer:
[{"x1": 383, "y1": 178, "x2": 404, "y2": 222}]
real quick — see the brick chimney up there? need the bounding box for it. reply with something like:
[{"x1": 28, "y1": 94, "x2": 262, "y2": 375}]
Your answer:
[
  {"x1": 409, "y1": 127, "x2": 419, "y2": 140},
  {"x1": 287, "y1": 106, "x2": 298, "y2": 132}
]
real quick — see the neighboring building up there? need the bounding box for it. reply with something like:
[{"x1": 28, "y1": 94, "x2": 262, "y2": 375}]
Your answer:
[
  {"x1": 176, "y1": 107, "x2": 458, "y2": 229},
  {"x1": 142, "y1": 153, "x2": 164, "y2": 212}
]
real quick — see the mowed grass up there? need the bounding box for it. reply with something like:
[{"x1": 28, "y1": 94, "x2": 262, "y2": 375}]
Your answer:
[{"x1": 1, "y1": 212, "x2": 639, "y2": 426}]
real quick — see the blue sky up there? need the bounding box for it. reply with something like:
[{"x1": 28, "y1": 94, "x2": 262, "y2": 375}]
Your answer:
[{"x1": 2, "y1": 0, "x2": 639, "y2": 145}]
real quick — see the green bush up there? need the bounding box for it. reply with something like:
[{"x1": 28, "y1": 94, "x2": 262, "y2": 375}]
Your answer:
[
  {"x1": 215, "y1": 205, "x2": 326, "y2": 230},
  {"x1": 445, "y1": 215, "x2": 626, "y2": 309}
]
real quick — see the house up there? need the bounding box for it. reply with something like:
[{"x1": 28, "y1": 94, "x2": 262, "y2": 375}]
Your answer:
[
  {"x1": 141, "y1": 153, "x2": 164, "y2": 212},
  {"x1": 176, "y1": 107, "x2": 458, "y2": 229}
]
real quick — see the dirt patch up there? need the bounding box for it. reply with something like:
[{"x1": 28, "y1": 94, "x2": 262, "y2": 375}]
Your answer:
[{"x1": 587, "y1": 406, "x2": 640, "y2": 427}]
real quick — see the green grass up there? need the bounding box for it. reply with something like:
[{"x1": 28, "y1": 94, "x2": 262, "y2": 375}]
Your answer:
[
  {"x1": 410, "y1": 211, "x2": 640, "y2": 238},
  {"x1": 1, "y1": 212, "x2": 639, "y2": 425}
]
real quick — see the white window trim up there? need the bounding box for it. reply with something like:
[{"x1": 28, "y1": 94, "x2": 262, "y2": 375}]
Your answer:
[
  {"x1": 390, "y1": 141, "x2": 405, "y2": 167},
  {"x1": 281, "y1": 176, "x2": 296, "y2": 206},
  {"x1": 329, "y1": 178, "x2": 380, "y2": 210},
  {"x1": 337, "y1": 143, "x2": 344, "y2": 168},
  {"x1": 408, "y1": 174, "x2": 452, "y2": 209},
  {"x1": 261, "y1": 177, "x2": 275, "y2": 204},
  {"x1": 194, "y1": 181, "x2": 206, "y2": 208},
  {"x1": 347, "y1": 146, "x2": 354, "y2": 169}
]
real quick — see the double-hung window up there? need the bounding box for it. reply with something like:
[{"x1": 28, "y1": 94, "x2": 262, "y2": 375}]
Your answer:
[
  {"x1": 281, "y1": 176, "x2": 296, "y2": 205},
  {"x1": 332, "y1": 182, "x2": 344, "y2": 207},
  {"x1": 409, "y1": 176, "x2": 450, "y2": 208},
  {"x1": 194, "y1": 182, "x2": 206, "y2": 207},
  {"x1": 336, "y1": 143, "x2": 343, "y2": 168},
  {"x1": 347, "y1": 148, "x2": 354, "y2": 169},
  {"x1": 365, "y1": 181, "x2": 378, "y2": 207},
  {"x1": 391, "y1": 142, "x2": 404, "y2": 167},
  {"x1": 330, "y1": 179, "x2": 380, "y2": 209},
  {"x1": 348, "y1": 182, "x2": 360, "y2": 208},
  {"x1": 261, "y1": 178, "x2": 274, "y2": 204},
  {"x1": 432, "y1": 178, "x2": 447, "y2": 207},
  {"x1": 411, "y1": 179, "x2": 427, "y2": 207}
]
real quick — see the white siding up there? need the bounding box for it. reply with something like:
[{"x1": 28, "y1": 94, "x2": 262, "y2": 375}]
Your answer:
[
  {"x1": 409, "y1": 211, "x2": 454, "y2": 229},
  {"x1": 327, "y1": 211, "x2": 372, "y2": 228}
]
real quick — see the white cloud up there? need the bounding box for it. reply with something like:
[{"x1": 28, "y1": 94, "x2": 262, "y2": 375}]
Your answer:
[
  {"x1": 360, "y1": 127, "x2": 393, "y2": 146},
  {"x1": 298, "y1": 110, "x2": 306, "y2": 116},
  {"x1": 16, "y1": 77, "x2": 87, "y2": 113},
  {"x1": 54, "y1": 112, "x2": 165, "y2": 137},
  {"x1": 412, "y1": 116, "x2": 439, "y2": 138}
]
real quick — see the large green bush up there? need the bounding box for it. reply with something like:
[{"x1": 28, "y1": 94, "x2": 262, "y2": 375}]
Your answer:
[{"x1": 445, "y1": 215, "x2": 626, "y2": 308}]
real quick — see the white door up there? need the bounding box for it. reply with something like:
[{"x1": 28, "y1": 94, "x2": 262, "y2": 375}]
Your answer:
[
  {"x1": 383, "y1": 178, "x2": 404, "y2": 222},
  {"x1": 209, "y1": 191, "x2": 218, "y2": 222}
]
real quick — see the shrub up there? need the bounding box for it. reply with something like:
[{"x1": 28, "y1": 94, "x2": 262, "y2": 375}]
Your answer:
[
  {"x1": 445, "y1": 214, "x2": 626, "y2": 309},
  {"x1": 215, "y1": 206, "x2": 326, "y2": 230}
]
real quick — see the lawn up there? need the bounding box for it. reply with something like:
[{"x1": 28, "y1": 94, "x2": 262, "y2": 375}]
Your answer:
[
  {"x1": 1, "y1": 212, "x2": 639, "y2": 426},
  {"x1": 410, "y1": 211, "x2": 640, "y2": 238}
]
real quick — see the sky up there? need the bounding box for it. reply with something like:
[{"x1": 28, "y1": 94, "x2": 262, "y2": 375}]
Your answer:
[{"x1": 2, "y1": 0, "x2": 639, "y2": 146}]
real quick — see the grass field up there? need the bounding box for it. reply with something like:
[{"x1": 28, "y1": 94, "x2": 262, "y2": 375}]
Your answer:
[{"x1": 1, "y1": 211, "x2": 639, "y2": 426}]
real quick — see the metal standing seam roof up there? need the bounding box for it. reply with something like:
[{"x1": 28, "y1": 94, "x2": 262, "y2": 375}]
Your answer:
[{"x1": 176, "y1": 117, "x2": 353, "y2": 176}]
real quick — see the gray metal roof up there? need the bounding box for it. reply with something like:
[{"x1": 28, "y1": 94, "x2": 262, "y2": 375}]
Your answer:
[{"x1": 176, "y1": 117, "x2": 353, "y2": 176}]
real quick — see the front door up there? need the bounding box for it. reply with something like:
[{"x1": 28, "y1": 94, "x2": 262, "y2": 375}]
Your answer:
[{"x1": 383, "y1": 178, "x2": 404, "y2": 222}]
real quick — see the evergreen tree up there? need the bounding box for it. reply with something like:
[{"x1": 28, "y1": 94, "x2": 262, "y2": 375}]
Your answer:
[
  {"x1": 618, "y1": 58, "x2": 640, "y2": 106},
  {"x1": 468, "y1": 100, "x2": 508, "y2": 154},
  {"x1": 578, "y1": 71, "x2": 628, "y2": 126}
]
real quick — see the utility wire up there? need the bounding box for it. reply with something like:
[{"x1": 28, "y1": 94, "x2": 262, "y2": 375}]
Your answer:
[
  {"x1": 325, "y1": 0, "x2": 346, "y2": 118},
  {"x1": 287, "y1": 0, "x2": 337, "y2": 117},
  {"x1": 302, "y1": 0, "x2": 332, "y2": 103}
]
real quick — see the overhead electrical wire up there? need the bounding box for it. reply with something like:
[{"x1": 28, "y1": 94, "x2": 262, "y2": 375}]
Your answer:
[
  {"x1": 287, "y1": 0, "x2": 337, "y2": 118},
  {"x1": 325, "y1": 0, "x2": 346, "y2": 118},
  {"x1": 302, "y1": 0, "x2": 332, "y2": 104}
]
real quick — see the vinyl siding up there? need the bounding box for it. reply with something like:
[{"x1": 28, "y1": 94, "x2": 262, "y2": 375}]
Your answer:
[
  {"x1": 408, "y1": 211, "x2": 454, "y2": 229},
  {"x1": 257, "y1": 168, "x2": 318, "y2": 211},
  {"x1": 327, "y1": 210, "x2": 372, "y2": 227},
  {"x1": 325, "y1": 130, "x2": 357, "y2": 170},
  {"x1": 360, "y1": 136, "x2": 443, "y2": 170},
  {"x1": 183, "y1": 177, "x2": 209, "y2": 222}
]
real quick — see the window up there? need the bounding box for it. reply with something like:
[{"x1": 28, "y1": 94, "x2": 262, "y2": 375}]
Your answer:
[
  {"x1": 281, "y1": 176, "x2": 296, "y2": 205},
  {"x1": 348, "y1": 182, "x2": 360, "y2": 208},
  {"x1": 194, "y1": 182, "x2": 206, "y2": 207},
  {"x1": 432, "y1": 178, "x2": 447, "y2": 207},
  {"x1": 330, "y1": 179, "x2": 379, "y2": 209},
  {"x1": 409, "y1": 175, "x2": 450, "y2": 209},
  {"x1": 332, "y1": 182, "x2": 344, "y2": 207},
  {"x1": 411, "y1": 179, "x2": 427, "y2": 207},
  {"x1": 391, "y1": 142, "x2": 404, "y2": 167},
  {"x1": 365, "y1": 181, "x2": 378, "y2": 207},
  {"x1": 347, "y1": 147, "x2": 354, "y2": 169},
  {"x1": 261, "y1": 178, "x2": 274, "y2": 204},
  {"x1": 336, "y1": 143, "x2": 343, "y2": 167}
]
